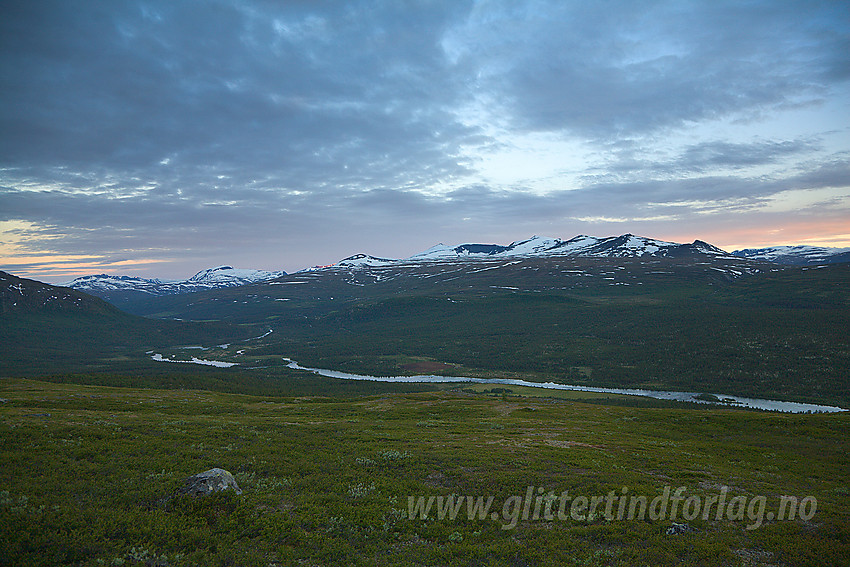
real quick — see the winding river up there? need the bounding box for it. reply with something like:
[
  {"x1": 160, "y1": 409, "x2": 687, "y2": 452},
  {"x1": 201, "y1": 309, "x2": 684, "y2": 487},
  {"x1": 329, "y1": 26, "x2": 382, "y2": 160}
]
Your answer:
[{"x1": 283, "y1": 358, "x2": 846, "y2": 414}]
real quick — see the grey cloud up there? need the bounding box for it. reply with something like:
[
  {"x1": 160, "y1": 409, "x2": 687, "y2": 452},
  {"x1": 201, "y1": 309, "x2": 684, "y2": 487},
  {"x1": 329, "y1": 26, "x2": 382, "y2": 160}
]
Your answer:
[
  {"x1": 788, "y1": 155, "x2": 850, "y2": 189},
  {"x1": 1, "y1": 1, "x2": 848, "y2": 281},
  {"x1": 0, "y1": 0, "x2": 478, "y2": 191},
  {"x1": 674, "y1": 140, "x2": 820, "y2": 171},
  {"x1": 598, "y1": 138, "x2": 823, "y2": 180},
  {"x1": 449, "y1": 1, "x2": 849, "y2": 139}
]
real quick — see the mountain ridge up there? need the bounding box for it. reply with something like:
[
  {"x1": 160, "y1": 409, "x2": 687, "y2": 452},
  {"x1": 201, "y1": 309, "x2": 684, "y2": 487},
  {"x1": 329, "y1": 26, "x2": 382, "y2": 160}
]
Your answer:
[
  {"x1": 308, "y1": 233, "x2": 738, "y2": 271},
  {"x1": 732, "y1": 245, "x2": 850, "y2": 265},
  {"x1": 57, "y1": 233, "x2": 850, "y2": 303},
  {"x1": 63, "y1": 265, "x2": 287, "y2": 296},
  {"x1": 1, "y1": 270, "x2": 120, "y2": 316}
]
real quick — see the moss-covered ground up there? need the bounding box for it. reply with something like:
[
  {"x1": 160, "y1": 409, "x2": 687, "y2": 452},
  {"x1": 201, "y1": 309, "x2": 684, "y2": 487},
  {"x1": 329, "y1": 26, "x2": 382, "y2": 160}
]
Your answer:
[{"x1": 1, "y1": 378, "x2": 847, "y2": 566}]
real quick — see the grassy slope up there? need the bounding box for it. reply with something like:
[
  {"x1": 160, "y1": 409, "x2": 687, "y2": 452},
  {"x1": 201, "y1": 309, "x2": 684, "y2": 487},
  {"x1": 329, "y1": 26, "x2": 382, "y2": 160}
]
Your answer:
[{"x1": 0, "y1": 379, "x2": 847, "y2": 566}]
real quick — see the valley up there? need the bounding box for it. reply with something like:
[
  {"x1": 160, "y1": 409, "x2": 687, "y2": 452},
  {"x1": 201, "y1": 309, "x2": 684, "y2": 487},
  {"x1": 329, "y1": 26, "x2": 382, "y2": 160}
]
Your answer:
[
  {"x1": 2, "y1": 234, "x2": 849, "y2": 566},
  {"x1": 104, "y1": 253, "x2": 849, "y2": 409}
]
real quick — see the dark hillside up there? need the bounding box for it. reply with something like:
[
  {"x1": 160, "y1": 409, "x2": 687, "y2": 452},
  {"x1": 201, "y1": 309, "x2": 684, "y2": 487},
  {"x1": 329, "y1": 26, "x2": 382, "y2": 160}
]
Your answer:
[{"x1": 0, "y1": 272, "x2": 250, "y2": 376}]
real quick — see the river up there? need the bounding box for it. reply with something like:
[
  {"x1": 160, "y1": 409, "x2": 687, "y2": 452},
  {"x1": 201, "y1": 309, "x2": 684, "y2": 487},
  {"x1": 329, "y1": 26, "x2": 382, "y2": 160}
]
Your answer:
[{"x1": 283, "y1": 359, "x2": 846, "y2": 413}]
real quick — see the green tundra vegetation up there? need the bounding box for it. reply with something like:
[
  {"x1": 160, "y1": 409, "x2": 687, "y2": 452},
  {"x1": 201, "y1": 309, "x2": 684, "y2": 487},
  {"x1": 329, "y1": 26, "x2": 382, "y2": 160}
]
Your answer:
[
  {"x1": 1, "y1": 263, "x2": 848, "y2": 565},
  {"x1": 0, "y1": 378, "x2": 847, "y2": 566},
  {"x1": 236, "y1": 264, "x2": 850, "y2": 409}
]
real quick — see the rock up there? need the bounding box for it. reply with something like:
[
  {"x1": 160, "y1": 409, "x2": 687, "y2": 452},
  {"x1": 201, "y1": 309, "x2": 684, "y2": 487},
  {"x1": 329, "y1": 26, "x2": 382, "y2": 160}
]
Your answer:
[
  {"x1": 666, "y1": 522, "x2": 698, "y2": 535},
  {"x1": 176, "y1": 468, "x2": 242, "y2": 497}
]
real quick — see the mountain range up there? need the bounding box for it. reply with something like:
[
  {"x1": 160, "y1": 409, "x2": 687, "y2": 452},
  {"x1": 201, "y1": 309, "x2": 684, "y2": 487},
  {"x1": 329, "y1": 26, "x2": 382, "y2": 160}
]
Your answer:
[
  {"x1": 333, "y1": 234, "x2": 731, "y2": 267},
  {"x1": 58, "y1": 234, "x2": 734, "y2": 309},
  {"x1": 732, "y1": 244, "x2": 850, "y2": 265},
  {"x1": 63, "y1": 265, "x2": 287, "y2": 294},
  {"x1": 62, "y1": 234, "x2": 849, "y2": 304},
  {"x1": 61, "y1": 265, "x2": 287, "y2": 309}
]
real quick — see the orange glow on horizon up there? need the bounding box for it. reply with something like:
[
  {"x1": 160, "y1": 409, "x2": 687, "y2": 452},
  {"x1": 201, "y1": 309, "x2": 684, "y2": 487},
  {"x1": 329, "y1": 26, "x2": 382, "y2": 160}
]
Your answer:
[
  {"x1": 3, "y1": 218, "x2": 849, "y2": 285},
  {"x1": 0, "y1": 256, "x2": 170, "y2": 284},
  {"x1": 661, "y1": 219, "x2": 850, "y2": 253}
]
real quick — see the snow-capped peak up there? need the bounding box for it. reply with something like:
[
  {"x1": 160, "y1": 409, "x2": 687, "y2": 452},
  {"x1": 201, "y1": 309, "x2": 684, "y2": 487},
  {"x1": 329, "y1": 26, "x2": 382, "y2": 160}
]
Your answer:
[
  {"x1": 60, "y1": 274, "x2": 170, "y2": 291},
  {"x1": 692, "y1": 240, "x2": 729, "y2": 256},
  {"x1": 586, "y1": 234, "x2": 676, "y2": 256},
  {"x1": 405, "y1": 243, "x2": 460, "y2": 261},
  {"x1": 732, "y1": 245, "x2": 850, "y2": 265},
  {"x1": 65, "y1": 265, "x2": 287, "y2": 297},
  {"x1": 394, "y1": 233, "x2": 740, "y2": 264},
  {"x1": 504, "y1": 235, "x2": 564, "y2": 255},
  {"x1": 188, "y1": 265, "x2": 285, "y2": 284},
  {"x1": 336, "y1": 254, "x2": 397, "y2": 267}
]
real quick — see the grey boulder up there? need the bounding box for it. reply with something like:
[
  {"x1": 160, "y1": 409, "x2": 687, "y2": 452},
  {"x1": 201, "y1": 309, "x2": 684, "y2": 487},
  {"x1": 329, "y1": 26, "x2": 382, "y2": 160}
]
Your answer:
[
  {"x1": 666, "y1": 522, "x2": 698, "y2": 535},
  {"x1": 177, "y1": 468, "x2": 242, "y2": 497}
]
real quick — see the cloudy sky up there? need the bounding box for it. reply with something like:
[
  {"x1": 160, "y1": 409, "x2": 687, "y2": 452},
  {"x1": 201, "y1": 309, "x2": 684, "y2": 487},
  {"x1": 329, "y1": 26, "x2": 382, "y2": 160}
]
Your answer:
[{"x1": 1, "y1": 0, "x2": 849, "y2": 282}]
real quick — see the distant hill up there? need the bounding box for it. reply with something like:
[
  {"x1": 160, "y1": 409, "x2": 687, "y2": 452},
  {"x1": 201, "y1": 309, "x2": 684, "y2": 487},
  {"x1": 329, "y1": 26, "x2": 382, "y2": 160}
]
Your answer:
[
  {"x1": 62, "y1": 265, "x2": 287, "y2": 311},
  {"x1": 2, "y1": 270, "x2": 119, "y2": 316},
  {"x1": 732, "y1": 245, "x2": 850, "y2": 265},
  {"x1": 0, "y1": 271, "x2": 248, "y2": 376}
]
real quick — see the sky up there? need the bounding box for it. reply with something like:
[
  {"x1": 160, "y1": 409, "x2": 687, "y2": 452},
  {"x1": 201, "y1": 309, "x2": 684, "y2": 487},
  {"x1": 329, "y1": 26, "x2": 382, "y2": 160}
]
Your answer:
[{"x1": 1, "y1": 0, "x2": 849, "y2": 283}]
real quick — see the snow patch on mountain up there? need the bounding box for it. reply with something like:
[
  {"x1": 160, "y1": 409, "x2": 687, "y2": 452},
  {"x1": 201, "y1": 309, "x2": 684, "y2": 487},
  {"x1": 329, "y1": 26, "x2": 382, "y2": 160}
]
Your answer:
[
  {"x1": 188, "y1": 265, "x2": 287, "y2": 284},
  {"x1": 304, "y1": 233, "x2": 740, "y2": 271},
  {"x1": 548, "y1": 235, "x2": 603, "y2": 255},
  {"x1": 336, "y1": 254, "x2": 397, "y2": 267},
  {"x1": 61, "y1": 274, "x2": 172, "y2": 294},
  {"x1": 692, "y1": 240, "x2": 730, "y2": 256},
  {"x1": 405, "y1": 243, "x2": 461, "y2": 261},
  {"x1": 732, "y1": 245, "x2": 850, "y2": 265},
  {"x1": 1, "y1": 271, "x2": 107, "y2": 314},
  {"x1": 579, "y1": 234, "x2": 677, "y2": 257},
  {"x1": 396, "y1": 233, "x2": 735, "y2": 264},
  {"x1": 64, "y1": 266, "x2": 287, "y2": 296},
  {"x1": 504, "y1": 235, "x2": 565, "y2": 255}
]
